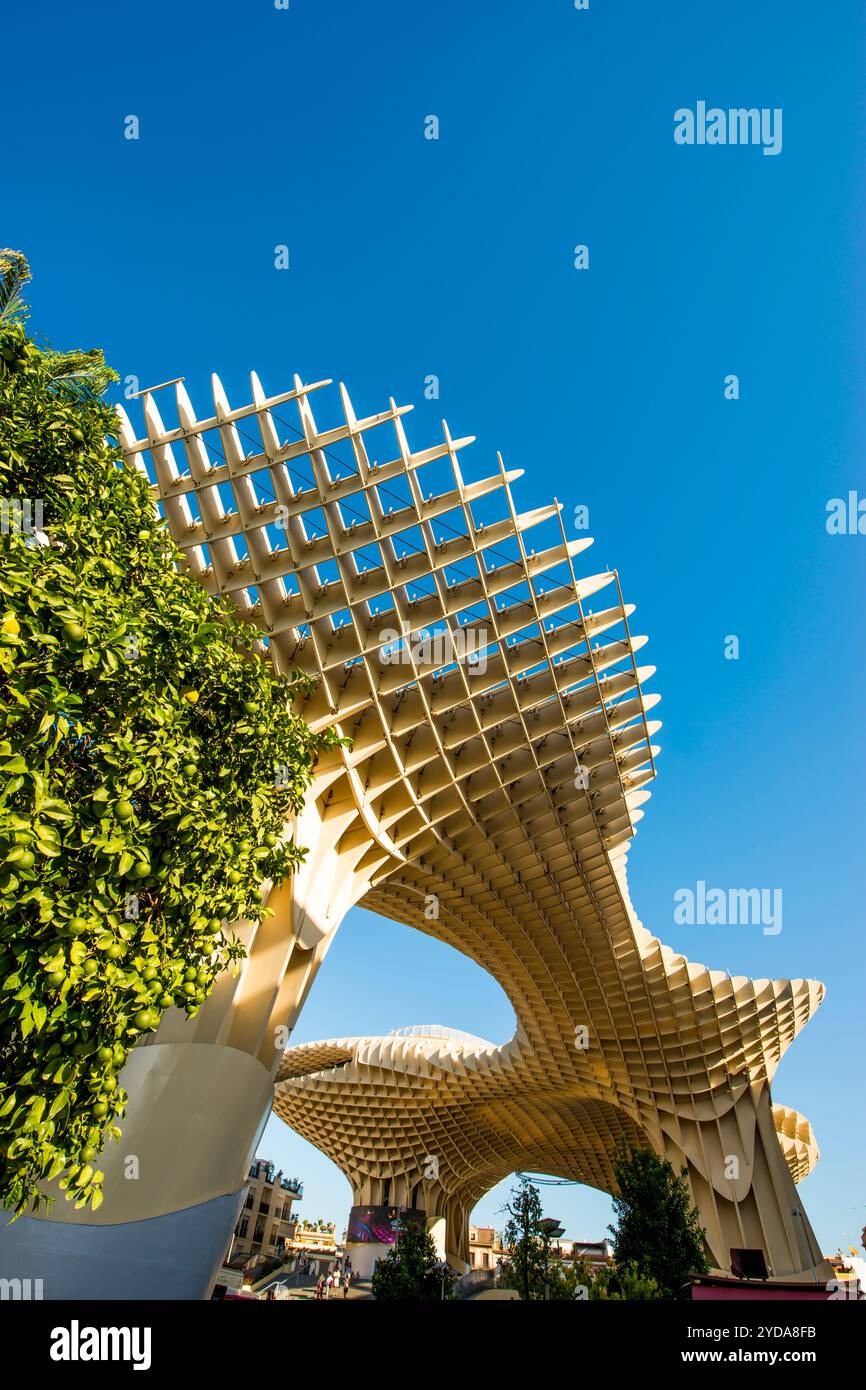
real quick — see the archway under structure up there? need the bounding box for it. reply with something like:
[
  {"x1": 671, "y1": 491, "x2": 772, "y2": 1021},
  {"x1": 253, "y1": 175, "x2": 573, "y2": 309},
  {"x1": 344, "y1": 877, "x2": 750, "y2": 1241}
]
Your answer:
[{"x1": 274, "y1": 1023, "x2": 824, "y2": 1280}]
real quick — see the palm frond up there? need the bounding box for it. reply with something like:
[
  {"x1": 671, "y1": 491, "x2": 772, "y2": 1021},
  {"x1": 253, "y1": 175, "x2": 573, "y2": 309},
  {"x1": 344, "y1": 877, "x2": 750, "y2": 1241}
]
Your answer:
[
  {"x1": 43, "y1": 348, "x2": 118, "y2": 401},
  {"x1": 0, "y1": 249, "x2": 32, "y2": 325}
]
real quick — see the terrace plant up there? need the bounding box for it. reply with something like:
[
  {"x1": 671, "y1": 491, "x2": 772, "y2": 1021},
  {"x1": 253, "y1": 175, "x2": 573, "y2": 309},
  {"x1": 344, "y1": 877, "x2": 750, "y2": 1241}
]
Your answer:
[{"x1": 0, "y1": 250, "x2": 334, "y2": 1217}]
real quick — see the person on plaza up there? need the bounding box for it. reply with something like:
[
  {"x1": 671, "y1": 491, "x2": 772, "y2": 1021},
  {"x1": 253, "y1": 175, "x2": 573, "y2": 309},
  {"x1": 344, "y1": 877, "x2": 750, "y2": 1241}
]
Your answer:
[
  {"x1": 315, "y1": 1274, "x2": 324, "y2": 1300},
  {"x1": 342, "y1": 1269, "x2": 350, "y2": 1298},
  {"x1": 325, "y1": 1271, "x2": 334, "y2": 1298}
]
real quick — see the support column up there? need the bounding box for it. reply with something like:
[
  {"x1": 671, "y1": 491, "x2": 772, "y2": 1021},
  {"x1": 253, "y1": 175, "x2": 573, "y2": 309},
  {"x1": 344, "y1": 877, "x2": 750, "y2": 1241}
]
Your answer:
[
  {"x1": 0, "y1": 1042, "x2": 272, "y2": 1299},
  {"x1": 660, "y1": 1081, "x2": 831, "y2": 1282}
]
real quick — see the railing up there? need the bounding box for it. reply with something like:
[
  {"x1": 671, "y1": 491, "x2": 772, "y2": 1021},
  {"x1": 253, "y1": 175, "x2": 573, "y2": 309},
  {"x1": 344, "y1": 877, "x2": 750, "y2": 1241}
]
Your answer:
[
  {"x1": 247, "y1": 1161, "x2": 304, "y2": 1196},
  {"x1": 454, "y1": 1268, "x2": 494, "y2": 1300}
]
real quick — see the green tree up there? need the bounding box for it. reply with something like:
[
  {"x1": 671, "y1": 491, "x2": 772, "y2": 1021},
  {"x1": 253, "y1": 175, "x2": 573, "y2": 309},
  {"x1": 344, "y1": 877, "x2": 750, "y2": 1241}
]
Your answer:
[
  {"x1": 0, "y1": 251, "x2": 335, "y2": 1216},
  {"x1": 371, "y1": 1214, "x2": 454, "y2": 1301},
  {"x1": 546, "y1": 1254, "x2": 593, "y2": 1301},
  {"x1": 590, "y1": 1260, "x2": 661, "y2": 1300},
  {"x1": 609, "y1": 1145, "x2": 709, "y2": 1299},
  {"x1": 500, "y1": 1174, "x2": 551, "y2": 1301}
]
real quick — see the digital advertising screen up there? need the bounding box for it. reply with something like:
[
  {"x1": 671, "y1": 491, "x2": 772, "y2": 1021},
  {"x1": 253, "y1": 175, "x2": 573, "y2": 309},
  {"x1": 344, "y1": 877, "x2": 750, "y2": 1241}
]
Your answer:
[{"x1": 346, "y1": 1206, "x2": 427, "y2": 1246}]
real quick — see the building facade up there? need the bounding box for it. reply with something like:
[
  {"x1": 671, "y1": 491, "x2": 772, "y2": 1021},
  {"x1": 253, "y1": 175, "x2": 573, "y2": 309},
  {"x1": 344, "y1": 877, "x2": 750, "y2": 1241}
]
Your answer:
[
  {"x1": 228, "y1": 1159, "x2": 303, "y2": 1266},
  {"x1": 554, "y1": 1239, "x2": 613, "y2": 1274},
  {"x1": 469, "y1": 1226, "x2": 504, "y2": 1272}
]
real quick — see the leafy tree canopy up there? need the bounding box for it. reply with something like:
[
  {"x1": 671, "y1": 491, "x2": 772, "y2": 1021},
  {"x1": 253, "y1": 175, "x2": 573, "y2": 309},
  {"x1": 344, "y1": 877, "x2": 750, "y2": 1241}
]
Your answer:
[
  {"x1": 0, "y1": 250, "x2": 334, "y2": 1216},
  {"x1": 371, "y1": 1214, "x2": 454, "y2": 1301},
  {"x1": 609, "y1": 1144, "x2": 709, "y2": 1299}
]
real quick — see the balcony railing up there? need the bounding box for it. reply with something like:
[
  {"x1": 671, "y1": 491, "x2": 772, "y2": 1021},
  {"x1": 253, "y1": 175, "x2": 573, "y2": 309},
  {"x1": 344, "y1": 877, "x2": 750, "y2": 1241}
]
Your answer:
[{"x1": 247, "y1": 1161, "x2": 304, "y2": 1197}]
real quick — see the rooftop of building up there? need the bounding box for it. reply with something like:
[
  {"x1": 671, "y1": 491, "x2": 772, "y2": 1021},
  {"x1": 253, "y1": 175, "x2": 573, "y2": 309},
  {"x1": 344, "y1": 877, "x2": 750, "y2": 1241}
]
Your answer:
[
  {"x1": 388, "y1": 1024, "x2": 497, "y2": 1049},
  {"x1": 248, "y1": 1159, "x2": 304, "y2": 1196}
]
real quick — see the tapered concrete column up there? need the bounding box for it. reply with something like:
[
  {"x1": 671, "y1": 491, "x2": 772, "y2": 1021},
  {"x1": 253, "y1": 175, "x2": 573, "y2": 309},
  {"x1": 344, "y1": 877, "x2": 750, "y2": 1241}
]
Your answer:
[
  {"x1": 417, "y1": 1183, "x2": 471, "y2": 1272},
  {"x1": 0, "y1": 792, "x2": 385, "y2": 1299},
  {"x1": 0, "y1": 1043, "x2": 272, "y2": 1299},
  {"x1": 443, "y1": 1194, "x2": 471, "y2": 1271},
  {"x1": 661, "y1": 1081, "x2": 831, "y2": 1282}
]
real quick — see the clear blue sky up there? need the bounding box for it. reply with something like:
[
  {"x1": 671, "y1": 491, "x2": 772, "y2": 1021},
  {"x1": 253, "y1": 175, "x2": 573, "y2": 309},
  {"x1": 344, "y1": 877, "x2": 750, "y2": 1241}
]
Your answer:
[{"x1": 5, "y1": 1, "x2": 864, "y2": 1252}]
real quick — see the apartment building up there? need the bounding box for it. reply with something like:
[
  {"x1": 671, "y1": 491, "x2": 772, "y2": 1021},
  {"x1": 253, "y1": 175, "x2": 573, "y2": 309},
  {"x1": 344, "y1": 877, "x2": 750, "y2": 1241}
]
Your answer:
[{"x1": 229, "y1": 1159, "x2": 304, "y2": 1265}]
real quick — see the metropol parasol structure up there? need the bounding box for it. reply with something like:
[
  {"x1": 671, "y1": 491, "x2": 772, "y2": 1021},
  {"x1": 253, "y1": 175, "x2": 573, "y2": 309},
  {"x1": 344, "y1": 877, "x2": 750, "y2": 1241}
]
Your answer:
[{"x1": 0, "y1": 370, "x2": 829, "y2": 1296}]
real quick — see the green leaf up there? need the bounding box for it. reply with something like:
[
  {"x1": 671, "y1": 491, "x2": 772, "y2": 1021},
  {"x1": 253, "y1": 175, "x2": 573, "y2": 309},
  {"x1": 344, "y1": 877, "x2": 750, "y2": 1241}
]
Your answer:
[
  {"x1": 45, "y1": 1152, "x2": 66, "y2": 1179},
  {"x1": 48, "y1": 1090, "x2": 69, "y2": 1120}
]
